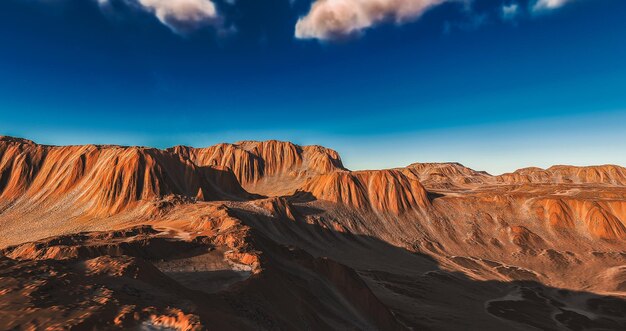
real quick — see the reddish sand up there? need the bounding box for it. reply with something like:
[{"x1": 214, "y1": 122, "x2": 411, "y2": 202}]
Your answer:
[{"x1": 1, "y1": 135, "x2": 626, "y2": 330}]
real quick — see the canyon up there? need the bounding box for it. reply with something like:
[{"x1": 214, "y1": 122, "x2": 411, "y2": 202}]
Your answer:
[{"x1": 1, "y1": 135, "x2": 626, "y2": 330}]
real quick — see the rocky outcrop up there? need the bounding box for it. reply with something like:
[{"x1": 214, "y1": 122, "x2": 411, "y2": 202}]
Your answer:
[
  {"x1": 584, "y1": 204, "x2": 626, "y2": 240},
  {"x1": 404, "y1": 161, "x2": 626, "y2": 188},
  {"x1": 0, "y1": 136, "x2": 250, "y2": 216},
  {"x1": 169, "y1": 140, "x2": 345, "y2": 195},
  {"x1": 534, "y1": 198, "x2": 576, "y2": 229},
  {"x1": 532, "y1": 198, "x2": 626, "y2": 240},
  {"x1": 497, "y1": 165, "x2": 626, "y2": 186},
  {"x1": 406, "y1": 162, "x2": 492, "y2": 187},
  {"x1": 298, "y1": 169, "x2": 430, "y2": 214}
]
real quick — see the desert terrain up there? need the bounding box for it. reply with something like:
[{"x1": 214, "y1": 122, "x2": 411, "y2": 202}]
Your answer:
[{"x1": 1, "y1": 135, "x2": 626, "y2": 330}]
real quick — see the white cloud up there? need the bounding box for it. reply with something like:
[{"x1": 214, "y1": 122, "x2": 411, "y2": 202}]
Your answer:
[
  {"x1": 501, "y1": 3, "x2": 519, "y2": 20},
  {"x1": 98, "y1": 0, "x2": 220, "y2": 34},
  {"x1": 295, "y1": 0, "x2": 449, "y2": 40},
  {"x1": 533, "y1": 0, "x2": 571, "y2": 12},
  {"x1": 137, "y1": 0, "x2": 219, "y2": 33}
]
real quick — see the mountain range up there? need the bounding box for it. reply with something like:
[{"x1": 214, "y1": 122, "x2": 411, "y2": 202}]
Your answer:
[{"x1": 1, "y1": 135, "x2": 626, "y2": 330}]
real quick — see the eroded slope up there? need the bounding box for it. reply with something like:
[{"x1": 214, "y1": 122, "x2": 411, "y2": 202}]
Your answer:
[{"x1": 1, "y1": 136, "x2": 626, "y2": 330}]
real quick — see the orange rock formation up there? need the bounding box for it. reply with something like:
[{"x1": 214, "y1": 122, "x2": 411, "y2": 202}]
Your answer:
[
  {"x1": 169, "y1": 140, "x2": 344, "y2": 195},
  {"x1": 1, "y1": 135, "x2": 626, "y2": 330}
]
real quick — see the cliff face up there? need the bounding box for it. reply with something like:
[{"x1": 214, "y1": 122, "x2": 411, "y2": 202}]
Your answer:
[
  {"x1": 169, "y1": 140, "x2": 345, "y2": 196},
  {"x1": 0, "y1": 137, "x2": 249, "y2": 216},
  {"x1": 298, "y1": 169, "x2": 430, "y2": 214}
]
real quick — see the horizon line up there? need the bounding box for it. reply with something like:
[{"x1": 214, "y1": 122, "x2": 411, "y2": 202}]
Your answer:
[{"x1": 2, "y1": 134, "x2": 625, "y2": 177}]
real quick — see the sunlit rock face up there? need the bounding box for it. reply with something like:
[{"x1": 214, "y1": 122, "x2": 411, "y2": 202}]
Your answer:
[{"x1": 1, "y1": 135, "x2": 626, "y2": 330}]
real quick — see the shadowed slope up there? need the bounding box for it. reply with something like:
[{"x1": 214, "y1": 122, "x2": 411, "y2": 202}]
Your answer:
[{"x1": 0, "y1": 207, "x2": 407, "y2": 331}]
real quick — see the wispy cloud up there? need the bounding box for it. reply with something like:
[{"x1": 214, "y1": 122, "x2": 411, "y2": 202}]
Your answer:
[
  {"x1": 98, "y1": 0, "x2": 221, "y2": 34},
  {"x1": 501, "y1": 3, "x2": 520, "y2": 20},
  {"x1": 295, "y1": 0, "x2": 449, "y2": 40},
  {"x1": 139, "y1": 0, "x2": 219, "y2": 33},
  {"x1": 35, "y1": 0, "x2": 587, "y2": 40},
  {"x1": 532, "y1": 0, "x2": 572, "y2": 12},
  {"x1": 295, "y1": 0, "x2": 585, "y2": 41}
]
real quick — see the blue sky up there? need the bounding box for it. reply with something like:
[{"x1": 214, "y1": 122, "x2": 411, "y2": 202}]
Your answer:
[{"x1": 1, "y1": 0, "x2": 625, "y2": 174}]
